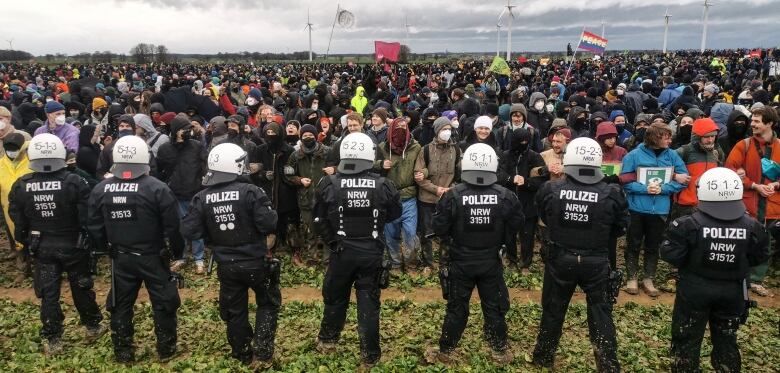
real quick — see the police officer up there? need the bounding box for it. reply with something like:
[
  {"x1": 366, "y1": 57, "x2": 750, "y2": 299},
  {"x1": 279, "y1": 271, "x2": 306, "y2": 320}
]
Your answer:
[
  {"x1": 312, "y1": 132, "x2": 402, "y2": 369},
  {"x1": 8, "y1": 134, "x2": 106, "y2": 355},
  {"x1": 532, "y1": 137, "x2": 629, "y2": 372},
  {"x1": 425, "y1": 143, "x2": 524, "y2": 364},
  {"x1": 661, "y1": 167, "x2": 769, "y2": 373},
  {"x1": 87, "y1": 135, "x2": 184, "y2": 363},
  {"x1": 181, "y1": 143, "x2": 279, "y2": 367}
]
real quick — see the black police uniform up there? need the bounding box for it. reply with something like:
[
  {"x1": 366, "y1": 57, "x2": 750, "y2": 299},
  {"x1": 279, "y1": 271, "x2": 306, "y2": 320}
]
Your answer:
[
  {"x1": 532, "y1": 178, "x2": 629, "y2": 372},
  {"x1": 432, "y1": 182, "x2": 524, "y2": 354},
  {"x1": 181, "y1": 179, "x2": 279, "y2": 364},
  {"x1": 8, "y1": 169, "x2": 102, "y2": 343},
  {"x1": 87, "y1": 174, "x2": 185, "y2": 361},
  {"x1": 661, "y1": 211, "x2": 769, "y2": 373},
  {"x1": 312, "y1": 171, "x2": 402, "y2": 365}
]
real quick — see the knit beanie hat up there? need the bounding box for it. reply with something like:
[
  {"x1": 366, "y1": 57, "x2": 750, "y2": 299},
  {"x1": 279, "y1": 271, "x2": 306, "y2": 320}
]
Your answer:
[
  {"x1": 433, "y1": 117, "x2": 451, "y2": 134},
  {"x1": 692, "y1": 118, "x2": 719, "y2": 136},
  {"x1": 474, "y1": 115, "x2": 493, "y2": 131},
  {"x1": 300, "y1": 124, "x2": 318, "y2": 137},
  {"x1": 45, "y1": 101, "x2": 65, "y2": 114},
  {"x1": 92, "y1": 97, "x2": 108, "y2": 111}
]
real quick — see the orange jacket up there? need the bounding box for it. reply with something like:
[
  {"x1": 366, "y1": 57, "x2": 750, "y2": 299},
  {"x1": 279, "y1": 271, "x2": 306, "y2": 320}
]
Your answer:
[{"x1": 725, "y1": 136, "x2": 780, "y2": 220}]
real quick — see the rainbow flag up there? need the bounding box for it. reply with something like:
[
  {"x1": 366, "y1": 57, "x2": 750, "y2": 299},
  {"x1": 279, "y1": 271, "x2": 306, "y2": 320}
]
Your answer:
[{"x1": 578, "y1": 31, "x2": 608, "y2": 55}]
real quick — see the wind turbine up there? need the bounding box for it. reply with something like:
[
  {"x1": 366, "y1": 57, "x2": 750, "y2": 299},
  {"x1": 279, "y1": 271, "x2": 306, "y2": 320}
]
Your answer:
[
  {"x1": 601, "y1": 19, "x2": 606, "y2": 38},
  {"x1": 663, "y1": 8, "x2": 672, "y2": 54},
  {"x1": 304, "y1": 9, "x2": 313, "y2": 61},
  {"x1": 5, "y1": 38, "x2": 13, "y2": 50},
  {"x1": 700, "y1": 0, "x2": 713, "y2": 53},
  {"x1": 496, "y1": 23, "x2": 502, "y2": 57},
  {"x1": 498, "y1": 0, "x2": 516, "y2": 60}
]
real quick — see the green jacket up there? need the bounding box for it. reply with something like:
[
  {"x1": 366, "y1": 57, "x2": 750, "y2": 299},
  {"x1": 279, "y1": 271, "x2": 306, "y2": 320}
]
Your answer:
[
  {"x1": 285, "y1": 143, "x2": 330, "y2": 211},
  {"x1": 374, "y1": 140, "x2": 422, "y2": 200}
]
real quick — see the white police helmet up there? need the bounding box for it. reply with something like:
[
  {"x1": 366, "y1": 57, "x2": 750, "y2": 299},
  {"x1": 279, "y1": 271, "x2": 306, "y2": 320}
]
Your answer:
[
  {"x1": 696, "y1": 167, "x2": 746, "y2": 220},
  {"x1": 28, "y1": 133, "x2": 66, "y2": 172},
  {"x1": 338, "y1": 132, "x2": 375, "y2": 174},
  {"x1": 203, "y1": 143, "x2": 247, "y2": 186},
  {"x1": 461, "y1": 143, "x2": 498, "y2": 186},
  {"x1": 563, "y1": 137, "x2": 604, "y2": 184},
  {"x1": 110, "y1": 135, "x2": 150, "y2": 180}
]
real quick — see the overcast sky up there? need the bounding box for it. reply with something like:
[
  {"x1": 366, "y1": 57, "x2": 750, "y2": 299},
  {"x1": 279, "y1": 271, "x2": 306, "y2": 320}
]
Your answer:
[{"x1": 3, "y1": 0, "x2": 778, "y2": 56}]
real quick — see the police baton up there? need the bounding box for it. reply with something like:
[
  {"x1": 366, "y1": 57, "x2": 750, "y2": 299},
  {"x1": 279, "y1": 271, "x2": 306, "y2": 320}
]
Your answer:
[{"x1": 206, "y1": 250, "x2": 215, "y2": 277}]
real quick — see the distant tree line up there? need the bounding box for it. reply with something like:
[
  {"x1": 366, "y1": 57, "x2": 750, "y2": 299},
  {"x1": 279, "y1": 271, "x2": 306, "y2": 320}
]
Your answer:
[{"x1": 0, "y1": 49, "x2": 35, "y2": 61}]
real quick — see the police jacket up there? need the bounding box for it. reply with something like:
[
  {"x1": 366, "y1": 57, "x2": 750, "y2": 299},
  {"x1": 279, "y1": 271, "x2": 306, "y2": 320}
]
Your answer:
[
  {"x1": 661, "y1": 211, "x2": 769, "y2": 281},
  {"x1": 433, "y1": 182, "x2": 524, "y2": 259},
  {"x1": 9, "y1": 169, "x2": 89, "y2": 250},
  {"x1": 87, "y1": 174, "x2": 185, "y2": 257},
  {"x1": 156, "y1": 139, "x2": 208, "y2": 200},
  {"x1": 536, "y1": 178, "x2": 629, "y2": 251},
  {"x1": 181, "y1": 180, "x2": 278, "y2": 263},
  {"x1": 312, "y1": 171, "x2": 402, "y2": 255}
]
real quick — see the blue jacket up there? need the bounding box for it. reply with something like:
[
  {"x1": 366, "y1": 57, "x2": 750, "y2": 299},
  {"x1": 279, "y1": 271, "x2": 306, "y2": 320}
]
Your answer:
[
  {"x1": 658, "y1": 83, "x2": 683, "y2": 108},
  {"x1": 620, "y1": 143, "x2": 688, "y2": 215}
]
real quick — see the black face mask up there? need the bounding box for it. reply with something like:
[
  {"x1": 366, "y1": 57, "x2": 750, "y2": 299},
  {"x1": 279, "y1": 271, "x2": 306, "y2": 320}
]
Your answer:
[
  {"x1": 512, "y1": 141, "x2": 529, "y2": 154},
  {"x1": 733, "y1": 121, "x2": 747, "y2": 136},
  {"x1": 302, "y1": 137, "x2": 316, "y2": 148},
  {"x1": 67, "y1": 164, "x2": 76, "y2": 171},
  {"x1": 227, "y1": 128, "x2": 239, "y2": 138},
  {"x1": 635, "y1": 128, "x2": 647, "y2": 143}
]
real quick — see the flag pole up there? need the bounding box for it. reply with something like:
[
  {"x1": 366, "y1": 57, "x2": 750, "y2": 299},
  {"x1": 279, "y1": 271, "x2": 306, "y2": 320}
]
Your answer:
[{"x1": 564, "y1": 26, "x2": 586, "y2": 82}]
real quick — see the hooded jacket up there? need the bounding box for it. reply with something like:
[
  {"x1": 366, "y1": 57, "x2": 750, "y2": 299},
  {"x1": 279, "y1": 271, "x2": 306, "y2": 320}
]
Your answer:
[
  {"x1": 497, "y1": 128, "x2": 546, "y2": 218},
  {"x1": 566, "y1": 106, "x2": 590, "y2": 139},
  {"x1": 134, "y1": 113, "x2": 170, "y2": 157},
  {"x1": 350, "y1": 86, "x2": 369, "y2": 116},
  {"x1": 76, "y1": 124, "x2": 100, "y2": 177},
  {"x1": 595, "y1": 122, "x2": 628, "y2": 163},
  {"x1": 375, "y1": 136, "x2": 422, "y2": 200},
  {"x1": 156, "y1": 115, "x2": 208, "y2": 200},
  {"x1": 526, "y1": 92, "x2": 554, "y2": 136},
  {"x1": 619, "y1": 143, "x2": 688, "y2": 215},
  {"x1": 718, "y1": 110, "x2": 750, "y2": 157},
  {"x1": 0, "y1": 141, "x2": 31, "y2": 242}
]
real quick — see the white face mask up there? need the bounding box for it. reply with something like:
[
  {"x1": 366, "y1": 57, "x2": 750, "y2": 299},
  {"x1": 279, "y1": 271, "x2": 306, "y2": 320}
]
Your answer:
[
  {"x1": 311, "y1": 103, "x2": 318, "y2": 111},
  {"x1": 616, "y1": 89, "x2": 625, "y2": 96},
  {"x1": 6, "y1": 150, "x2": 19, "y2": 159},
  {"x1": 0, "y1": 119, "x2": 8, "y2": 130},
  {"x1": 450, "y1": 120, "x2": 459, "y2": 129},
  {"x1": 438, "y1": 129, "x2": 452, "y2": 142},
  {"x1": 534, "y1": 101, "x2": 545, "y2": 111},
  {"x1": 246, "y1": 97, "x2": 258, "y2": 106},
  {"x1": 546, "y1": 103, "x2": 555, "y2": 113},
  {"x1": 55, "y1": 114, "x2": 66, "y2": 125}
]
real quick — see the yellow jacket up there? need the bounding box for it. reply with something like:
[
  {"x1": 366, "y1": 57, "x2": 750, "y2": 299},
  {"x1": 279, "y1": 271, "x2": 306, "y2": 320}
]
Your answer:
[{"x1": 0, "y1": 141, "x2": 31, "y2": 245}]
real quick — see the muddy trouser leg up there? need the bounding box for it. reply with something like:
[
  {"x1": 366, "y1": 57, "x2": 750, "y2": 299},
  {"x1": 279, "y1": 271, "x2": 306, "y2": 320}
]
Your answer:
[
  {"x1": 532, "y1": 252, "x2": 577, "y2": 366},
  {"x1": 217, "y1": 262, "x2": 254, "y2": 363},
  {"x1": 138, "y1": 255, "x2": 181, "y2": 357},
  {"x1": 519, "y1": 218, "x2": 537, "y2": 269},
  {"x1": 253, "y1": 262, "x2": 281, "y2": 361},
  {"x1": 37, "y1": 254, "x2": 65, "y2": 341},
  {"x1": 354, "y1": 255, "x2": 382, "y2": 364},
  {"x1": 624, "y1": 212, "x2": 645, "y2": 280},
  {"x1": 439, "y1": 260, "x2": 476, "y2": 353},
  {"x1": 110, "y1": 254, "x2": 143, "y2": 358},
  {"x1": 416, "y1": 202, "x2": 435, "y2": 267},
  {"x1": 63, "y1": 250, "x2": 102, "y2": 328},
  {"x1": 579, "y1": 256, "x2": 620, "y2": 373},
  {"x1": 318, "y1": 252, "x2": 356, "y2": 343},
  {"x1": 642, "y1": 215, "x2": 667, "y2": 281},
  {"x1": 709, "y1": 279, "x2": 744, "y2": 373},
  {"x1": 670, "y1": 276, "x2": 713, "y2": 373},
  {"x1": 475, "y1": 258, "x2": 510, "y2": 352}
]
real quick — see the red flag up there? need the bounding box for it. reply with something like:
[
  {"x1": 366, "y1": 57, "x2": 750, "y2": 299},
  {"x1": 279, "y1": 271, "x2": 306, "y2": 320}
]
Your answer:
[
  {"x1": 374, "y1": 41, "x2": 401, "y2": 63},
  {"x1": 517, "y1": 56, "x2": 528, "y2": 63},
  {"x1": 750, "y1": 49, "x2": 762, "y2": 58}
]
